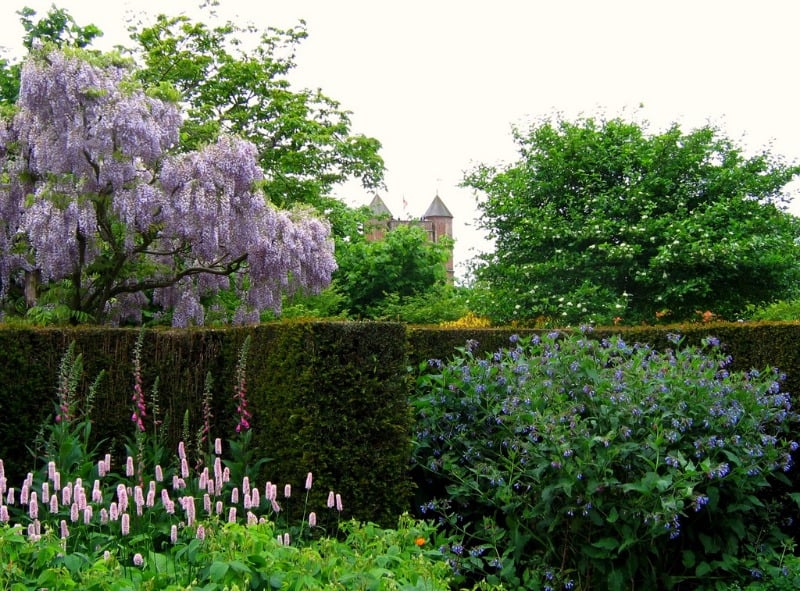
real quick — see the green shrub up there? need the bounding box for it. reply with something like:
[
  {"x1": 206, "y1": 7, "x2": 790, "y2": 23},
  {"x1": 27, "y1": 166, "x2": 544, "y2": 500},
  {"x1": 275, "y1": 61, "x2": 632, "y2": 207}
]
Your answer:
[
  {"x1": 411, "y1": 328, "x2": 800, "y2": 590},
  {"x1": 747, "y1": 299, "x2": 800, "y2": 322},
  {"x1": 0, "y1": 341, "x2": 453, "y2": 590}
]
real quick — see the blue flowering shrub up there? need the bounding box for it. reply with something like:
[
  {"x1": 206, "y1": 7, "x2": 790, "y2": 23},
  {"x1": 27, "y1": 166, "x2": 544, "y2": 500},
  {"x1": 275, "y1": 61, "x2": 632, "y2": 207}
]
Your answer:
[{"x1": 411, "y1": 329, "x2": 800, "y2": 590}]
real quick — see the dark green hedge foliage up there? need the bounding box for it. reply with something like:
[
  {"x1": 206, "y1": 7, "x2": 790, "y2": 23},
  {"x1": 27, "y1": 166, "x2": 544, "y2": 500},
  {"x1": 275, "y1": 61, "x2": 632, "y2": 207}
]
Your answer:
[
  {"x1": 0, "y1": 322, "x2": 411, "y2": 526},
  {"x1": 1, "y1": 321, "x2": 799, "y2": 527}
]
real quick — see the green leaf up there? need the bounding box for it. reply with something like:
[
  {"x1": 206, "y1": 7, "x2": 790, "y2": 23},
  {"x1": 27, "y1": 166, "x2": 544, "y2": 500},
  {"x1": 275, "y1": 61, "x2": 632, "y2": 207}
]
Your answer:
[
  {"x1": 606, "y1": 506, "x2": 619, "y2": 523},
  {"x1": 696, "y1": 561, "x2": 712, "y2": 577},
  {"x1": 208, "y1": 560, "x2": 229, "y2": 582},
  {"x1": 607, "y1": 569, "x2": 626, "y2": 591},
  {"x1": 592, "y1": 537, "x2": 620, "y2": 551}
]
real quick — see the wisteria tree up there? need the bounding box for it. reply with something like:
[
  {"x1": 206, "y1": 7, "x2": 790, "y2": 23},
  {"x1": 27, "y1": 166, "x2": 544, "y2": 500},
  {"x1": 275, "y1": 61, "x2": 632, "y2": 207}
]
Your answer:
[{"x1": 0, "y1": 47, "x2": 336, "y2": 326}]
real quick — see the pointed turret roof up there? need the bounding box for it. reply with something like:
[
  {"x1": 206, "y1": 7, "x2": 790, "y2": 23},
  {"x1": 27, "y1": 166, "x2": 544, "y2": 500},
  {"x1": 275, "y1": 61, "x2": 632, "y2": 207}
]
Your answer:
[
  {"x1": 368, "y1": 194, "x2": 393, "y2": 217},
  {"x1": 423, "y1": 194, "x2": 453, "y2": 218}
]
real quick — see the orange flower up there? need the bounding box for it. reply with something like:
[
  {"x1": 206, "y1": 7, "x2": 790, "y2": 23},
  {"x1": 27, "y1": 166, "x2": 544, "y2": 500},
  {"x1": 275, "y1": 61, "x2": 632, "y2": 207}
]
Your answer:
[{"x1": 414, "y1": 537, "x2": 426, "y2": 547}]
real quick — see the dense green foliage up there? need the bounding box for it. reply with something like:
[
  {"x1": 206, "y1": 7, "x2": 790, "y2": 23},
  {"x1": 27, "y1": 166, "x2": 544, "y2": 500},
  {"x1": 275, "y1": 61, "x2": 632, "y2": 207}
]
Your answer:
[
  {"x1": 128, "y1": 9, "x2": 385, "y2": 212},
  {"x1": 0, "y1": 350, "x2": 452, "y2": 590},
  {"x1": 464, "y1": 114, "x2": 800, "y2": 326},
  {"x1": 333, "y1": 224, "x2": 453, "y2": 318},
  {"x1": 0, "y1": 323, "x2": 413, "y2": 525},
  {"x1": 411, "y1": 329, "x2": 800, "y2": 590}
]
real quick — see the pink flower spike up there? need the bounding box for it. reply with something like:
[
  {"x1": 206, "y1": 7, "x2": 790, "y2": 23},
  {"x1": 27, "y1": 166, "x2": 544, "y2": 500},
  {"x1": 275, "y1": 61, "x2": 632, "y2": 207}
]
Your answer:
[
  {"x1": 133, "y1": 553, "x2": 143, "y2": 567},
  {"x1": 170, "y1": 524, "x2": 178, "y2": 544},
  {"x1": 121, "y1": 513, "x2": 130, "y2": 535},
  {"x1": 28, "y1": 492, "x2": 38, "y2": 519},
  {"x1": 60, "y1": 519, "x2": 69, "y2": 539},
  {"x1": 284, "y1": 483, "x2": 291, "y2": 498},
  {"x1": 214, "y1": 438, "x2": 222, "y2": 455},
  {"x1": 178, "y1": 441, "x2": 186, "y2": 460},
  {"x1": 327, "y1": 491, "x2": 335, "y2": 508},
  {"x1": 305, "y1": 472, "x2": 313, "y2": 490},
  {"x1": 155, "y1": 465, "x2": 163, "y2": 482},
  {"x1": 308, "y1": 511, "x2": 317, "y2": 527},
  {"x1": 125, "y1": 456, "x2": 134, "y2": 477},
  {"x1": 336, "y1": 493, "x2": 343, "y2": 512},
  {"x1": 117, "y1": 484, "x2": 128, "y2": 512}
]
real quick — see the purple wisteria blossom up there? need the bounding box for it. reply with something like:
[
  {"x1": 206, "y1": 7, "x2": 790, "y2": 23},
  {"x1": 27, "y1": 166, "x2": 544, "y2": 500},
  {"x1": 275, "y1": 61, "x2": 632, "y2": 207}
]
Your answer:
[{"x1": 0, "y1": 48, "x2": 336, "y2": 325}]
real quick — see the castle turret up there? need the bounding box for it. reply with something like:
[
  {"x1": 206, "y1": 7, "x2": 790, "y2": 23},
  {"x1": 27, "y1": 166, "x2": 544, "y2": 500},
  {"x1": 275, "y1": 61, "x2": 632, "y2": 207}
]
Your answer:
[
  {"x1": 422, "y1": 193, "x2": 454, "y2": 281},
  {"x1": 366, "y1": 194, "x2": 393, "y2": 241},
  {"x1": 364, "y1": 192, "x2": 455, "y2": 282}
]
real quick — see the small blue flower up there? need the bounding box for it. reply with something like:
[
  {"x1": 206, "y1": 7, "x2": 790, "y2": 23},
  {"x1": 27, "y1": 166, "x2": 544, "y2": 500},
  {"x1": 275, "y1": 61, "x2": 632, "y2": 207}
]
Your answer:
[{"x1": 693, "y1": 495, "x2": 709, "y2": 511}]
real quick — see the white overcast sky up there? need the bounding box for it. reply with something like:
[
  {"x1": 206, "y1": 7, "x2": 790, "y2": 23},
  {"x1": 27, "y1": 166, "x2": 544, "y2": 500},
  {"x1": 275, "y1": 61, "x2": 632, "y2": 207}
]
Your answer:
[{"x1": 2, "y1": 0, "x2": 800, "y2": 280}]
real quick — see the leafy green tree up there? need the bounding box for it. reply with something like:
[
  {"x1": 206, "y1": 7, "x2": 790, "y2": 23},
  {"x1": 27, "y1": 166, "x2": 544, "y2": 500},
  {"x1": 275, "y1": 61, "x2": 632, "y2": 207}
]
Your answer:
[
  {"x1": 464, "y1": 114, "x2": 800, "y2": 325},
  {"x1": 0, "y1": 4, "x2": 102, "y2": 106},
  {"x1": 333, "y1": 224, "x2": 452, "y2": 318},
  {"x1": 128, "y1": 11, "x2": 385, "y2": 212}
]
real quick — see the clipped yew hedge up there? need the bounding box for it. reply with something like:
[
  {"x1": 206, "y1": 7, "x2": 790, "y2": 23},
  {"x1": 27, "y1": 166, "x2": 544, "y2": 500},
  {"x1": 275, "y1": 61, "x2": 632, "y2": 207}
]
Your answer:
[
  {"x1": 0, "y1": 321, "x2": 412, "y2": 527},
  {"x1": 1, "y1": 320, "x2": 799, "y2": 527}
]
